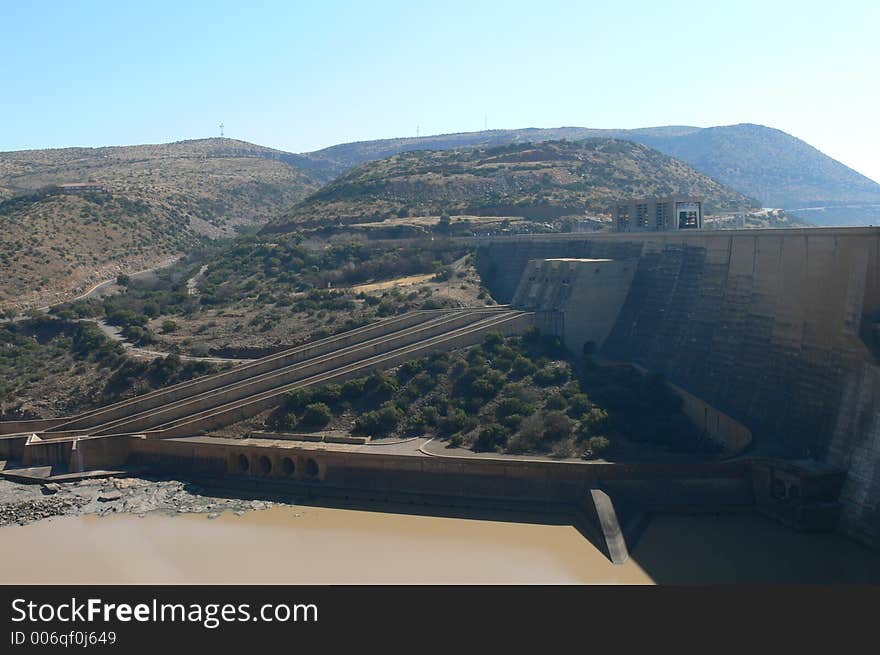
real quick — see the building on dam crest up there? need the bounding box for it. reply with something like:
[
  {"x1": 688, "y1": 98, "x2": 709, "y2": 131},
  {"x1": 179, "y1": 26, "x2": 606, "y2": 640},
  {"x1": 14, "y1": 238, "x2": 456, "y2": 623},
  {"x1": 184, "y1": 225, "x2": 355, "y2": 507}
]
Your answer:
[{"x1": 613, "y1": 196, "x2": 703, "y2": 232}]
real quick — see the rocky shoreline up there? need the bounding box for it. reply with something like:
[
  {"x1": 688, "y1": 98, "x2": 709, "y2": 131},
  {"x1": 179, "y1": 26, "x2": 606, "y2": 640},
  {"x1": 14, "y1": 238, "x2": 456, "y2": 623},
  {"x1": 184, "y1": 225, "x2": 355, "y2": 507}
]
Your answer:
[{"x1": 0, "y1": 476, "x2": 282, "y2": 528}]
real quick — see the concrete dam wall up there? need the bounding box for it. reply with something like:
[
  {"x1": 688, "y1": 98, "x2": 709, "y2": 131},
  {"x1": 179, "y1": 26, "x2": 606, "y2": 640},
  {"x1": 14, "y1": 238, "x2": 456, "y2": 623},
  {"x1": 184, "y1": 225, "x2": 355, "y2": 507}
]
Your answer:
[{"x1": 477, "y1": 228, "x2": 880, "y2": 544}]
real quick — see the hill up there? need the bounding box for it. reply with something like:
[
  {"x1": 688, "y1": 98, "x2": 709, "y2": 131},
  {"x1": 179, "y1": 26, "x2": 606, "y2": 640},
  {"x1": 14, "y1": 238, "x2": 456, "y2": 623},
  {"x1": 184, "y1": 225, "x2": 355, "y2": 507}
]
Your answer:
[
  {"x1": 634, "y1": 124, "x2": 880, "y2": 209},
  {"x1": 0, "y1": 138, "x2": 320, "y2": 310},
  {"x1": 298, "y1": 124, "x2": 880, "y2": 217},
  {"x1": 264, "y1": 139, "x2": 755, "y2": 233}
]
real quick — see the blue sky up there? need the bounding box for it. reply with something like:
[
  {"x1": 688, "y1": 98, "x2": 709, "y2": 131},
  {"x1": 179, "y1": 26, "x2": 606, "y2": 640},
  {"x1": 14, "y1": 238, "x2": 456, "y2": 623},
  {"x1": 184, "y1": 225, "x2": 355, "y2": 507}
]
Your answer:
[{"x1": 2, "y1": 0, "x2": 878, "y2": 182}]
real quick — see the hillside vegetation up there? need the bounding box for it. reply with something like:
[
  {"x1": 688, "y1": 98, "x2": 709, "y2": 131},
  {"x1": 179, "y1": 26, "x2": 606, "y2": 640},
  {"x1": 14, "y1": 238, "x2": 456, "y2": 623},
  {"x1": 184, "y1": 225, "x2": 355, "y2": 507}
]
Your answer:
[
  {"x1": 0, "y1": 138, "x2": 319, "y2": 310},
  {"x1": 54, "y1": 237, "x2": 490, "y2": 356},
  {"x1": 0, "y1": 317, "x2": 225, "y2": 419},
  {"x1": 298, "y1": 124, "x2": 880, "y2": 216},
  {"x1": 261, "y1": 331, "x2": 715, "y2": 460},
  {"x1": 265, "y1": 139, "x2": 754, "y2": 233}
]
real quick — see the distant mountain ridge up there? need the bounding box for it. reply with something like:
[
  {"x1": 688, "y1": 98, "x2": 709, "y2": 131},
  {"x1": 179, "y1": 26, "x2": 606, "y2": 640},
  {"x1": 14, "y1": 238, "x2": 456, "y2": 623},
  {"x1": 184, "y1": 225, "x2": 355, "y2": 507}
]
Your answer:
[
  {"x1": 265, "y1": 139, "x2": 755, "y2": 233},
  {"x1": 297, "y1": 123, "x2": 880, "y2": 212}
]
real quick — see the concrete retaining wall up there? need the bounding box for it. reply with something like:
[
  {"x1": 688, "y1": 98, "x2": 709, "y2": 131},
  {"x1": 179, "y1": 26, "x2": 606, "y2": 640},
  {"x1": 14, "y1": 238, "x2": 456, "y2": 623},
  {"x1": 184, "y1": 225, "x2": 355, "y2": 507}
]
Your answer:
[
  {"x1": 0, "y1": 418, "x2": 67, "y2": 436},
  {"x1": 128, "y1": 435, "x2": 753, "y2": 509}
]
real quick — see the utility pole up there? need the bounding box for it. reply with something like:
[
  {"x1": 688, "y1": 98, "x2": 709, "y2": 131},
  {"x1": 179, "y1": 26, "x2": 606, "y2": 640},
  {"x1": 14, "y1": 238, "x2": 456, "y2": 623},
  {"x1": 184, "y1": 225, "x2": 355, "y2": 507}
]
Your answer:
[{"x1": 219, "y1": 122, "x2": 225, "y2": 138}]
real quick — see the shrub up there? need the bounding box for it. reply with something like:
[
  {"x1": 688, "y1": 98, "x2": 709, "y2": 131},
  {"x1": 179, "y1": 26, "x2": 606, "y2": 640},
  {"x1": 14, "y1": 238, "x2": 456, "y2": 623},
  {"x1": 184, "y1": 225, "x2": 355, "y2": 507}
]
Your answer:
[
  {"x1": 510, "y1": 356, "x2": 537, "y2": 379},
  {"x1": 474, "y1": 424, "x2": 509, "y2": 452},
  {"x1": 533, "y1": 364, "x2": 570, "y2": 387},
  {"x1": 506, "y1": 413, "x2": 544, "y2": 453},
  {"x1": 448, "y1": 358, "x2": 469, "y2": 380},
  {"x1": 396, "y1": 359, "x2": 423, "y2": 383},
  {"x1": 426, "y1": 351, "x2": 451, "y2": 375},
  {"x1": 352, "y1": 401, "x2": 402, "y2": 437},
  {"x1": 341, "y1": 377, "x2": 366, "y2": 400},
  {"x1": 300, "y1": 402, "x2": 332, "y2": 430},
  {"x1": 567, "y1": 392, "x2": 592, "y2": 417},
  {"x1": 469, "y1": 370, "x2": 506, "y2": 399},
  {"x1": 578, "y1": 407, "x2": 609, "y2": 438},
  {"x1": 438, "y1": 409, "x2": 475, "y2": 436},
  {"x1": 268, "y1": 410, "x2": 298, "y2": 432},
  {"x1": 364, "y1": 371, "x2": 398, "y2": 402},
  {"x1": 284, "y1": 387, "x2": 314, "y2": 411},
  {"x1": 544, "y1": 392, "x2": 567, "y2": 411},
  {"x1": 495, "y1": 396, "x2": 535, "y2": 421},
  {"x1": 161, "y1": 320, "x2": 178, "y2": 334},
  {"x1": 313, "y1": 383, "x2": 342, "y2": 406},
  {"x1": 584, "y1": 435, "x2": 610, "y2": 458},
  {"x1": 543, "y1": 411, "x2": 573, "y2": 441},
  {"x1": 483, "y1": 331, "x2": 504, "y2": 352}
]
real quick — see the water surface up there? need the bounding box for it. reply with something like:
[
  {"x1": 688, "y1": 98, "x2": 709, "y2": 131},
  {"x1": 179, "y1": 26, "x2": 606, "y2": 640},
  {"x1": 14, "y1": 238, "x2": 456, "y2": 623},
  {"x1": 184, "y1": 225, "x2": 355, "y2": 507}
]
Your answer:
[{"x1": 1, "y1": 507, "x2": 877, "y2": 584}]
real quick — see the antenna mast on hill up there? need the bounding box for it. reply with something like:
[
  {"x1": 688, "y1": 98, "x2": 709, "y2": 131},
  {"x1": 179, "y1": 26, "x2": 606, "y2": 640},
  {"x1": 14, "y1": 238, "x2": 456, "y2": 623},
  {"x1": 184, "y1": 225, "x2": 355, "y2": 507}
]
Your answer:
[
  {"x1": 219, "y1": 122, "x2": 225, "y2": 138},
  {"x1": 416, "y1": 125, "x2": 420, "y2": 138}
]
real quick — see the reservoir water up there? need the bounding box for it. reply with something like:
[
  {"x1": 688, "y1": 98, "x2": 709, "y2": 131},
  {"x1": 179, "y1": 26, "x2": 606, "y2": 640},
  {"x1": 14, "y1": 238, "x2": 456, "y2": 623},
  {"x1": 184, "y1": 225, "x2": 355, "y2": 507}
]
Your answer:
[{"x1": 1, "y1": 506, "x2": 878, "y2": 584}]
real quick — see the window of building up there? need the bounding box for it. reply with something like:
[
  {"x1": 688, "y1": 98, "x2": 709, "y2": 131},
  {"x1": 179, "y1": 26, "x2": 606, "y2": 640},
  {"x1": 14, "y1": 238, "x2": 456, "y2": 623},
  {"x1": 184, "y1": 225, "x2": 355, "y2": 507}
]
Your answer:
[{"x1": 678, "y1": 210, "x2": 699, "y2": 229}]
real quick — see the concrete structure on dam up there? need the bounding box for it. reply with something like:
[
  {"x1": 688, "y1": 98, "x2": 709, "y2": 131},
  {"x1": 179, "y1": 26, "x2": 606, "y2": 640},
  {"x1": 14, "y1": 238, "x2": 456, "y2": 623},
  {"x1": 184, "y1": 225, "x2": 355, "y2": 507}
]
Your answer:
[{"x1": 476, "y1": 227, "x2": 880, "y2": 545}]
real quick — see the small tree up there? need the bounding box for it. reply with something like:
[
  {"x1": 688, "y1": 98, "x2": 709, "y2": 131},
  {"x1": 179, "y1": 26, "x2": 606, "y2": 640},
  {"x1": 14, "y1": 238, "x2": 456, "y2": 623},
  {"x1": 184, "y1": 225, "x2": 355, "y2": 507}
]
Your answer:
[
  {"x1": 584, "y1": 436, "x2": 610, "y2": 459},
  {"x1": 543, "y1": 411, "x2": 573, "y2": 441},
  {"x1": 474, "y1": 424, "x2": 509, "y2": 452},
  {"x1": 300, "y1": 403, "x2": 332, "y2": 430},
  {"x1": 436, "y1": 213, "x2": 451, "y2": 234}
]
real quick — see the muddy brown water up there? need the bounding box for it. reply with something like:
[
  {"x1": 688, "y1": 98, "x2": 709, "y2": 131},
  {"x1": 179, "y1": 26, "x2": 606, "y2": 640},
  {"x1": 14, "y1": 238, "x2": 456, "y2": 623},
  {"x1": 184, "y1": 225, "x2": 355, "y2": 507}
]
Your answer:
[{"x1": 1, "y1": 506, "x2": 878, "y2": 584}]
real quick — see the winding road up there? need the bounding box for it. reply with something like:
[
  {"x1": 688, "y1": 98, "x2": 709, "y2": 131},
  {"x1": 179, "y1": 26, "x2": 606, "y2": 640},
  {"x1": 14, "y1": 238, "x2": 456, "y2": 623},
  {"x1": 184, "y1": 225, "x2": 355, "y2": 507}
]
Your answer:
[{"x1": 3, "y1": 256, "x2": 250, "y2": 365}]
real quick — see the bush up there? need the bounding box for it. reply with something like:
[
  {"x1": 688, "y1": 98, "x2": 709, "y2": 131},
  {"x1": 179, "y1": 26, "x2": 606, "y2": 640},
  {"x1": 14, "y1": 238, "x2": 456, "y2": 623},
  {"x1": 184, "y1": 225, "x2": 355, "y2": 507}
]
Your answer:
[
  {"x1": 510, "y1": 356, "x2": 537, "y2": 379},
  {"x1": 438, "y1": 408, "x2": 475, "y2": 437},
  {"x1": 161, "y1": 320, "x2": 178, "y2": 334},
  {"x1": 267, "y1": 410, "x2": 298, "y2": 432},
  {"x1": 544, "y1": 392, "x2": 567, "y2": 411},
  {"x1": 396, "y1": 359, "x2": 423, "y2": 383},
  {"x1": 313, "y1": 383, "x2": 341, "y2": 406},
  {"x1": 426, "y1": 351, "x2": 451, "y2": 375},
  {"x1": 469, "y1": 370, "x2": 506, "y2": 399},
  {"x1": 584, "y1": 435, "x2": 610, "y2": 458},
  {"x1": 364, "y1": 371, "x2": 398, "y2": 402},
  {"x1": 533, "y1": 364, "x2": 570, "y2": 387},
  {"x1": 284, "y1": 387, "x2": 314, "y2": 411},
  {"x1": 300, "y1": 402, "x2": 332, "y2": 430},
  {"x1": 474, "y1": 424, "x2": 509, "y2": 452},
  {"x1": 352, "y1": 402, "x2": 403, "y2": 437},
  {"x1": 506, "y1": 413, "x2": 544, "y2": 453},
  {"x1": 578, "y1": 407, "x2": 609, "y2": 437},
  {"x1": 567, "y1": 393, "x2": 592, "y2": 418},
  {"x1": 341, "y1": 377, "x2": 366, "y2": 400},
  {"x1": 495, "y1": 396, "x2": 535, "y2": 422},
  {"x1": 483, "y1": 332, "x2": 504, "y2": 352},
  {"x1": 542, "y1": 410, "x2": 573, "y2": 441}
]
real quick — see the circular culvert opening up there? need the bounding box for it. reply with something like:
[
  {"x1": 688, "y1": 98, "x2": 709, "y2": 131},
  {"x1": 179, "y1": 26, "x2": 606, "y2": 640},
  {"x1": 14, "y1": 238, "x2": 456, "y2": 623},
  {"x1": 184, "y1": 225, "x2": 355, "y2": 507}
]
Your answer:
[
  {"x1": 238, "y1": 454, "x2": 249, "y2": 472},
  {"x1": 282, "y1": 457, "x2": 295, "y2": 476},
  {"x1": 259, "y1": 456, "x2": 272, "y2": 475},
  {"x1": 305, "y1": 458, "x2": 319, "y2": 478}
]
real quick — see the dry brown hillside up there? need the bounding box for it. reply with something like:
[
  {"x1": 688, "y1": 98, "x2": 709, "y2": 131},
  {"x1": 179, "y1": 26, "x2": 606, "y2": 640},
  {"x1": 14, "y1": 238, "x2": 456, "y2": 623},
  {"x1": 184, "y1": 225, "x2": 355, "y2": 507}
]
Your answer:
[
  {"x1": 265, "y1": 139, "x2": 756, "y2": 233},
  {"x1": 0, "y1": 138, "x2": 318, "y2": 310}
]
